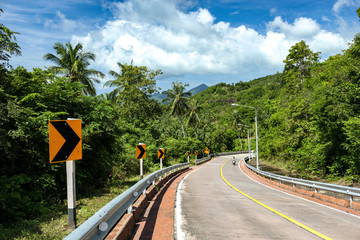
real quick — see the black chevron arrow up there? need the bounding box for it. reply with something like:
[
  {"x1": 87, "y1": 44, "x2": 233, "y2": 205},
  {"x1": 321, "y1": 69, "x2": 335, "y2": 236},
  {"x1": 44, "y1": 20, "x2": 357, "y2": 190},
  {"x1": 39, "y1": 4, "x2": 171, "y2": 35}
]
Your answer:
[
  {"x1": 137, "y1": 144, "x2": 146, "y2": 159},
  {"x1": 158, "y1": 149, "x2": 164, "y2": 159},
  {"x1": 51, "y1": 121, "x2": 81, "y2": 163}
]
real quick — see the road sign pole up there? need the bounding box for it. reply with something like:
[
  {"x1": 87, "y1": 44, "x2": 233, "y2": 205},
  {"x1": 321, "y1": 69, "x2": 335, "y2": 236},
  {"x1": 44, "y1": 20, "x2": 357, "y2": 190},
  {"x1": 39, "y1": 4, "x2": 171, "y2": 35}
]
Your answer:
[
  {"x1": 137, "y1": 143, "x2": 146, "y2": 180},
  {"x1": 66, "y1": 160, "x2": 76, "y2": 228},
  {"x1": 248, "y1": 129, "x2": 251, "y2": 159},
  {"x1": 255, "y1": 113, "x2": 259, "y2": 169},
  {"x1": 187, "y1": 156, "x2": 189, "y2": 163},
  {"x1": 140, "y1": 158, "x2": 143, "y2": 179}
]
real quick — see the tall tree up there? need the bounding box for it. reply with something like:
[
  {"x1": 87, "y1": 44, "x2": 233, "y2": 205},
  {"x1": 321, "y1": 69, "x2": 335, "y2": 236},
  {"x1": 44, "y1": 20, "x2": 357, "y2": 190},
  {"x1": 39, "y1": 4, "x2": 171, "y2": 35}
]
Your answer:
[
  {"x1": 283, "y1": 40, "x2": 320, "y2": 90},
  {"x1": 163, "y1": 81, "x2": 191, "y2": 137},
  {"x1": 187, "y1": 99, "x2": 202, "y2": 139},
  {"x1": 44, "y1": 42, "x2": 104, "y2": 96},
  {"x1": 0, "y1": 9, "x2": 21, "y2": 69},
  {"x1": 104, "y1": 61, "x2": 162, "y2": 120}
]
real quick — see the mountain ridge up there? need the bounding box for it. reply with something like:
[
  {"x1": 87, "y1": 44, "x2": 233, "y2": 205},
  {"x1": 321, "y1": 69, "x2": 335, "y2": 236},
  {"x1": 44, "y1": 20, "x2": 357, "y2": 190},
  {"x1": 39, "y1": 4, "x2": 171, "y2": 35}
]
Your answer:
[{"x1": 151, "y1": 84, "x2": 208, "y2": 102}]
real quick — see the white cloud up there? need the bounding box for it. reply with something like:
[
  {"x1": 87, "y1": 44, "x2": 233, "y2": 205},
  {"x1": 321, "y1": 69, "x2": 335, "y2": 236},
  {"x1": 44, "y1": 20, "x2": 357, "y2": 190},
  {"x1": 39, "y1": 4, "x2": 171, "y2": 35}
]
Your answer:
[
  {"x1": 322, "y1": 16, "x2": 331, "y2": 22},
  {"x1": 267, "y1": 16, "x2": 321, "y2": 40},
  {"x1": 270, "y1": 8, "x2": 277, "y2": 15},
  {"x1": 43, "y1": 11, "x2": 82, "y2": 32},
  {"x1": 266, "y1": 16, "x2": 347, "y2": 57},
  {"x1": 331, "y1": 0, "x2": 360, "y2": 39},
  {"x1": 310, "y1": 31, "x2": 346, "y2": 56},
  {"x1": 71, "y1": 0, "x2": 353, "y2": 86},
  {"x1": 332, "y1": 0, "x2": 359, "y2": 14}
]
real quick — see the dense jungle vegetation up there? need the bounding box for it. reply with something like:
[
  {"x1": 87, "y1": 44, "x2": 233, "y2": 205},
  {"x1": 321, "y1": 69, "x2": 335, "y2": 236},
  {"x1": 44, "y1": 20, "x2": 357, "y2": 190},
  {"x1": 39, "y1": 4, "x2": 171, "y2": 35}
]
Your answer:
[{"x1": 1, "y1": 7, "x2": 360, "y2": 238}]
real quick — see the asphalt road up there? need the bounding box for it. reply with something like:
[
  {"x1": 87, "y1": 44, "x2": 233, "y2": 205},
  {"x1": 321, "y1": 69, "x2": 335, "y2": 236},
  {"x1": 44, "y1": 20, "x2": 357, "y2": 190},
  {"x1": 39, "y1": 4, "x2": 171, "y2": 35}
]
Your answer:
[{"x1": 176, "y1": 154, "x2": 360, "y2": 240}]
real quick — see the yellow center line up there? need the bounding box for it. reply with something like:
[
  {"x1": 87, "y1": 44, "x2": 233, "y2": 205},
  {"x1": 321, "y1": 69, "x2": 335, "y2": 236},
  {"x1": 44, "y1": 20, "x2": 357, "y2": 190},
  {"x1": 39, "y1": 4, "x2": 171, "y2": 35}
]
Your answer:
[{"x1": 220, "y1": 159, "x2": 332, "y2": 240}]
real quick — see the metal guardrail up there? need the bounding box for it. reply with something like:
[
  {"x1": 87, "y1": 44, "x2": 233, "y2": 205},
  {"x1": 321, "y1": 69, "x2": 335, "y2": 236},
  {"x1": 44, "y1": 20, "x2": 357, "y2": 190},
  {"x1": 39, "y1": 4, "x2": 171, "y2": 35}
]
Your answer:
[
  {"x1": 195, "y1": 156, "x2": 211, "y2": 165},
  {"x1": 244, "y1": 161, "x2": 360, "y2": 205},
  {"x1": 213, "y1": 151, "x2": 248, "y2": 157},
  {"x1": 64, "y1": 162, "x2": 189, "y2": 240}
]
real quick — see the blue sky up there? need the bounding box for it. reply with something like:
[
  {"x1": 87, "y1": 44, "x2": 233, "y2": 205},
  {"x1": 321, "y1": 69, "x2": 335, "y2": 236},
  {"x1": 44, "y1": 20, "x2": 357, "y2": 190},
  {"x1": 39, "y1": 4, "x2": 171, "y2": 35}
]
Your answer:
[{"x1": 1, "y1": 0, "x2": 360, "y2": 94}]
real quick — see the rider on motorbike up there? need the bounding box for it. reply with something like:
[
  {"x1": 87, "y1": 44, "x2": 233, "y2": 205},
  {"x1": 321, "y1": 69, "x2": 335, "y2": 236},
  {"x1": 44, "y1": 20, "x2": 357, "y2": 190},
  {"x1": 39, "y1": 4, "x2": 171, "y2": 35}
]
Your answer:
[{"x1": 232, "y1": 156, "x2": 236, "y2": 165}]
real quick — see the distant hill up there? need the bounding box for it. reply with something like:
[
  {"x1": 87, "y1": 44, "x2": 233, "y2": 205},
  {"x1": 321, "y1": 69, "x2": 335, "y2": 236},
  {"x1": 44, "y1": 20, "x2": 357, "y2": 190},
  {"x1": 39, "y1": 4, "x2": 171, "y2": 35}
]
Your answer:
[
  {"x1": 151, "y1": 92, "x2": 167, "y2": 102},
  {"x1": 189, "y1": 84, "x2": 208, "y2": 96},
  {"x1": 151, "y1": 84, "x2": 208, "y2": 103}
]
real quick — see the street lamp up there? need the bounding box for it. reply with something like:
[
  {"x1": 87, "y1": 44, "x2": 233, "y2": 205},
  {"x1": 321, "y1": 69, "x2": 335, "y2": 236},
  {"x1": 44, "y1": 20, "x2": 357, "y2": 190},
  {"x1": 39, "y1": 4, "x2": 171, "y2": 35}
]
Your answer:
[
  {"x1": 238, "y1": 124, "x2": 251, "y2": 160},
  {"x1": 232, "y1": 103, "x2": 259, "y2": 169}
]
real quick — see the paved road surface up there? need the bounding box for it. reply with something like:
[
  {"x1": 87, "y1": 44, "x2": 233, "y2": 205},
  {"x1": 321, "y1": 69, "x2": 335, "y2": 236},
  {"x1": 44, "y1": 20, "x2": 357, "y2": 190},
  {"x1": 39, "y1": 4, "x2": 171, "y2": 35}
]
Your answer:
[{"x1": 176, "y1": 154, "x2": 360, "y2": 239}]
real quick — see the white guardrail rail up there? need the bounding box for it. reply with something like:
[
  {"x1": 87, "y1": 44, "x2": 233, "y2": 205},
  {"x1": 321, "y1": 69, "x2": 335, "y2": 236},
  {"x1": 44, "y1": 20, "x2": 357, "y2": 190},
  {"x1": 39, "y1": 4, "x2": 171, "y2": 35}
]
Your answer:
[
  {"x1": 244, "y1": 160, "x2": 360, "y2": 205},
  {"x1": 64, "y1": 162, "x2": 189, "y2": 240}
]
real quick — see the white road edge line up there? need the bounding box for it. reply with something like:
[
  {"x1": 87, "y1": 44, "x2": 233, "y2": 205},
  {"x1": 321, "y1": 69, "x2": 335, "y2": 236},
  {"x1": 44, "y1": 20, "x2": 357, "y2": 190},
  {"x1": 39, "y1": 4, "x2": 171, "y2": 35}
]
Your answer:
[{"x1": 238, "y1": 159, "x2": 360, "y2": 219}]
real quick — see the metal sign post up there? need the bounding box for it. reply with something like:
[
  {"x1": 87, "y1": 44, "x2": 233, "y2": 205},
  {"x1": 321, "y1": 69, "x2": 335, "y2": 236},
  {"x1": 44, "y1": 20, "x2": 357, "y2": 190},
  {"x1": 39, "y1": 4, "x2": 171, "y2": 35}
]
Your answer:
[
  {"x1": 66, "y1": 160, "x2": 76, "y2": 228},
  {"x1": 49, "y1": 118, "x2": 82, "y2": 229},
  {"x1": 158, "y1": 148, "x2": 165, "y2": 170},
  {"x1": 158, "y1": 148, "x2": 165, "y2": 180},
  {"x1": 136, "y1": 143, "x2": 146, "y2": 179}
]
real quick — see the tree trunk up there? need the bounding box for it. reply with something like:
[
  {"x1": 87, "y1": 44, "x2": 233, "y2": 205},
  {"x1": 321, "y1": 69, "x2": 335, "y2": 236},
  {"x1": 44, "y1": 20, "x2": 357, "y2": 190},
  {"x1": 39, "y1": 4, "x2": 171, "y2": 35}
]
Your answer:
[{"x1": 179, "y1": 116, "x2": 186, "y2": 137}]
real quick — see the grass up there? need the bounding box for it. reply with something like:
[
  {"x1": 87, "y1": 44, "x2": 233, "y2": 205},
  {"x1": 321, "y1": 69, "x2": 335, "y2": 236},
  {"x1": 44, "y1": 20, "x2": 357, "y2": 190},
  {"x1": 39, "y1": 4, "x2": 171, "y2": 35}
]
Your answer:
[{"x1": 0, "y1": 175, "x2": 142, "y2": 240}]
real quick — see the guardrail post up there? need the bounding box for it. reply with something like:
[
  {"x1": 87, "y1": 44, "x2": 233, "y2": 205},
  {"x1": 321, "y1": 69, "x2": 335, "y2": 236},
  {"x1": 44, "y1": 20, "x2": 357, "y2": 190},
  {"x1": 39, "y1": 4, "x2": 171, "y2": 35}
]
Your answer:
[
  {"x1": 350, "y1": 195, "x2": 353, "y2": 208},
  {"x1": 127, "y1": 205, "x2": 133, "y2": 214}
]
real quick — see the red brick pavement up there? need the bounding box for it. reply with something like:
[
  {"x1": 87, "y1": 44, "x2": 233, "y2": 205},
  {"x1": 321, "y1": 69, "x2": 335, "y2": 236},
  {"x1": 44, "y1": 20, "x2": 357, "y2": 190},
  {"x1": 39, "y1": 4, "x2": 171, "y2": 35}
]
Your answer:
[{"x1": 129, "y1": 168, "x2": 192, "y2": 240}]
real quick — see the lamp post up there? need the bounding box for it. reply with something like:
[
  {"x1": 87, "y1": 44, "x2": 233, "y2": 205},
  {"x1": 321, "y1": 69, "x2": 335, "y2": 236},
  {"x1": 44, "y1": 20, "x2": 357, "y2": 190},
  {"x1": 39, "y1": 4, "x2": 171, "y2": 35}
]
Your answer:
[{"x1": 232, "y1": 103, "x2": 259, "y2": 169}]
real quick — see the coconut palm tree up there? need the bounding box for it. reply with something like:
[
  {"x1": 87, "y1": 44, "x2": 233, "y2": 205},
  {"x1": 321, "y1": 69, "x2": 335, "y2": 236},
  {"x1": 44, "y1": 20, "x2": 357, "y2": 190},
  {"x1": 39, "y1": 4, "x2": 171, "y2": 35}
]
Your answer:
[
  {"x1": 163, "y1": 81, "x2": 191, "y2": 137},
  {"x1": 103, "y1": 61, "x2": 137, "y2": 104},
  {"x1": 187, "y1": 99, "x2": 202, "y2": 139},
  {"x1": 44, "y1": 42, "x2": 104, "y2": 96}
]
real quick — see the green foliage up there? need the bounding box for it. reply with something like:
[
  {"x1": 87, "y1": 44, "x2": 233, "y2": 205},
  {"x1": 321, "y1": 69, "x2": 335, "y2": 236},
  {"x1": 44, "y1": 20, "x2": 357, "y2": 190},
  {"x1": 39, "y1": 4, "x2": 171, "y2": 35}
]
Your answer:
[
  {"x1": 0, "y1": 66, "x2": 162, "y2": 227},
  {"x1": 0, "y1": 9, "x2": 21, "y2": 68},
  {"x1": 163, "y1": 81, "x2": 192, "y2": 137},
  {"x1": 44, "y1": 42, "x2": 105, "y2": 96},
  {"x1": 103, "y1": 61, "x2": 162, "y2": 121},
  {"x1": 283, "y1": 40, "x2": 320, "y2": 91},
  {"x1": 163, "y1": 137, "x2": 204, "y2": 163},
  {"x1": 187, "y1": 99, "x2": 202, "y2": 139}
]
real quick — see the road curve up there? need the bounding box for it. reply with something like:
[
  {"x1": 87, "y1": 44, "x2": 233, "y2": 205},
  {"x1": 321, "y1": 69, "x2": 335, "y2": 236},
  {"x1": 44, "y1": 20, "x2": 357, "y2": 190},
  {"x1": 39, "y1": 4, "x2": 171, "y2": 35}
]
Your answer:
[{"x1": 176, "y1": 154, "x2": 360, "y2": 240}]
